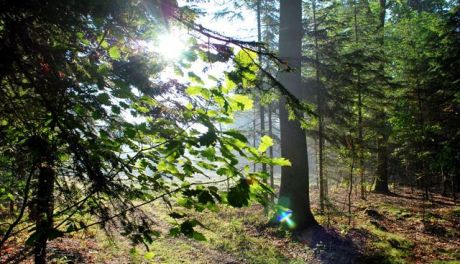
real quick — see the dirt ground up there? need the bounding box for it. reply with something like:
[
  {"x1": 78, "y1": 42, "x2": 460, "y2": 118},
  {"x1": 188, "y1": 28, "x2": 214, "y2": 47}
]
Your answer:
[{"x1": 1, "y1": 186, "x2": 459, "y2": 263}]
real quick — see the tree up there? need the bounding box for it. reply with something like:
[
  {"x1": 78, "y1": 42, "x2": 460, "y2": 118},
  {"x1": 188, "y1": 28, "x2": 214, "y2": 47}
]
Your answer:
[
  {"x1": 386, "y1": 1, "x2": 460, "y2": 198},
  {"x1": 312, "y1": 0, "x2": 327, "y2": 213},
  {"x1": 277, "y1": 0, "x2": 318, "y2": 230},
  {"x1": 0, "y1": 1, "x2": 281, "y2": 262}
]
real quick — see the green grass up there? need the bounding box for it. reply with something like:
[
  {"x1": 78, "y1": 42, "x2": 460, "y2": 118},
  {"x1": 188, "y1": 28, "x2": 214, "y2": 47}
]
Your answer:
[
  {"x1": 361, "y1": 222, "x2": 415, "y2": 264},
  {"x1": 192, "y1": 208, "x2": 306, "y2": 264},
  {"x1": 116, "y1": 205, "x2": 311, "y2": 264},
  {"x1": 144, "y1": 238, "x2": 205, "y2": 263},
  {"x1": 36, "y1": 192, "x2": 458, "y2": 264}
]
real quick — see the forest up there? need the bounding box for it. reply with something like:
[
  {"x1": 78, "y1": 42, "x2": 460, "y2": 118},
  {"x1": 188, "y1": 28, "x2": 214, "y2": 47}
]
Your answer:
[{"x1": 0, "y1": 0, "x2": 459, "y2": 263}]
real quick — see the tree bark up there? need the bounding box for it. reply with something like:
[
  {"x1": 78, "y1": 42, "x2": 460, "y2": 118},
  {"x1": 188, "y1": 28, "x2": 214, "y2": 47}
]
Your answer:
[
  {"x1": 312, "y1": 0, "x2": 326, "y2": 214},
  {"x1": 375, "y1": 135, "x2": 389, "y2": 193},
  {"x1": 33, "y1": 139, "x2": 56, "y2": 264},
  {"x1": 352, "y1": 0, "x2": 366, "y2": 200},
  {"x1": 257, "y1": 0, "x2": 269, "y2": 214},
  {"x1": 268, "y1": 104, "x2": 274, "y2": 202},
  {"x1": 373, "y1": 0, "x2": 391, "y2": 195},
  {"x1": 278, "y1": 0, "x2": 317, "y2": 230},
  {"x1": 348, "y1": 151, "x2": 356, "y2": 225}
]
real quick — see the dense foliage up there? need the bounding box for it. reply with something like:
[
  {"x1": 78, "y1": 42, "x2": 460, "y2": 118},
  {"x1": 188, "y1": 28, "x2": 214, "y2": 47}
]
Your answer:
[
  {"x1": 0, "y1": 0, "x2": 288, "y2": 262},
  {"x1": 300, "y1": 0, "x2": 459, "y2": 206}
]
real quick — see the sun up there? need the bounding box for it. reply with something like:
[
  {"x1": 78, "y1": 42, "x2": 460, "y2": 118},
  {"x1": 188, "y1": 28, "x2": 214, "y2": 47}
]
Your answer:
[{"x1": 156, "y1": 30, "x2": 187, "y2": 61}]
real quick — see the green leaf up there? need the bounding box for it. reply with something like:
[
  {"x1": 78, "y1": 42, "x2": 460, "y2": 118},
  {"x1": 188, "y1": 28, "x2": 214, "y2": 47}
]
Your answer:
[
  {"x1": 6, "y1": 193, "x2": 14, "y2": 201},
  {"x1": 198, "y1": 130, "x2": 217, "y2": 146},
  {"x1": 231, "y1": 94, "x2": 253, "y2": 110},
  {"x1": 270, "y1": 157, "x2": 291, "y2": 166},
  {"x1": 97, "y1": 93, "x2": 111, "y2": 105},
  {"x1": 111, "y1": 105, "x2": 121, "y2": 114},
  {"x1": 185, "y1": 86, "x2": 202, "y2": 96},
  {"x1": 201, "y1": 147, "x2": 216, "y2": 160},
  {"x1": 144, "y1": 252, "x2": 155, "y2": 260},
  {"x1": 223, "y1": 130, "x2": 248, "y2": 143},
  {"x1": 258, "y1": 135, "x2": 273, "y2": 153},
  {"x1": 109, "y1": 46, "x2": 121, "y2": 59},
  {"x1": 197, "y1": 190, "x2": 215, "y2": 204},
  {"x1": 227, "y1": 179, "x2": 250, "y2": 208},
  {"x1": 188, "y1": 71, "x2": 204, "y2": 84},
  {"x1": 235, "y1": 49, "x2": 257, "y2": 69}
]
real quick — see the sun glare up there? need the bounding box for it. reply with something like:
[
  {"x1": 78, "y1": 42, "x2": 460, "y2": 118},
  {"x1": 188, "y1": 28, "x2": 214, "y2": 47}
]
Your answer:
[{"x1": 156, "y1": 30, "x2": 187, "y2": 61}]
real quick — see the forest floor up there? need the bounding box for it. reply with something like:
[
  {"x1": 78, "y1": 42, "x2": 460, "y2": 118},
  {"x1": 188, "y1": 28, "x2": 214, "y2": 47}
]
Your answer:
[{"x1": 2, "y1": 186, "x2": 459, "y2": 264}]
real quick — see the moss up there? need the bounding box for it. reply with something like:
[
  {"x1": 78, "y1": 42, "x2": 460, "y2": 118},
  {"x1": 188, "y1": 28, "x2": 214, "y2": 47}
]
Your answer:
[
  {"x1": 433, "y1": 247, "x2": 460, "y2": 263},
  {"x1": 361, "y1": 222, "x2": 414, "y2": 264},
  {"x1": 381, "y1": 205, "x2": 413, "y2": 220},
  {"x1": 199, "y1": 209, "x2": 295, "y2": 263}
]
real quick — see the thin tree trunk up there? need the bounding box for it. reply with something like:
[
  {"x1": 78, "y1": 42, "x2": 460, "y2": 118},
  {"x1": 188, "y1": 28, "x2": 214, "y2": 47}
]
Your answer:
[
  {"x1": 312, "y1": 0, "x2": 325, "y2": 214},
  {"x1": 257, "y1": 0, "x2": 268, "y2": 214},
  {"x1": 358, "y1": 85, "x2": 365, "y2": 199},
  {"x1": 375, "y1": 135, "x2": 390, "y2": 193},
  {"x1": 442, "y1": 167, "x2": 447, "y2": 196},
  {"x1": 348, "y1": 150, "x2": 356, "y2": 225},
  {"x1": 452, "y1": 172, "x2": 457, "y2": 204},
  {"x1": 268, "y1": 104, "x2": 274, "y2": 202},
  {"x1": 9, "y1": 160, "x2": 15, "y2": 215},
  {"x1": 416, "y1": 84, "x2": 429, "y2": 200},
  {"x1": 353, "y1": 0, "x2": 366, "y2": 200},
  {"x1": 253, "y1": 107, "x2": 257, "y2": 172}
]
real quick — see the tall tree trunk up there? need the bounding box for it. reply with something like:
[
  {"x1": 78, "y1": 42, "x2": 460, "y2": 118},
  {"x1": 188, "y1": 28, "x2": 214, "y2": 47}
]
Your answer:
[
  {"x1": 353, "y1": 0, "x2": 366, "y2": 200},
  {"x1": 257, "y1": 0, "x2": 268, "y2": 213},
  {"x1": 358, "y1": 86, "x2": 365, "y2": 199},
  {"x1": 373, "y1": 0, "x2": 391, "y2": 194},
  {"x1": 278, "y1": 0, "x2": 317, "y2": 230},
  {"x1": 415, "y1": 81, "x2": 429, "y2": 200},
  {"x1": 312, "y1": 0, "x2": 325, "y2": 214}
]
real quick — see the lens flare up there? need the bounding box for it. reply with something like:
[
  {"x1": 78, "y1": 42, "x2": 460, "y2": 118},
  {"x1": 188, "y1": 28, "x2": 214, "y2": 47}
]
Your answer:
[{"x1": 277, "y1": 209, "x2": 296, "y2": 229}]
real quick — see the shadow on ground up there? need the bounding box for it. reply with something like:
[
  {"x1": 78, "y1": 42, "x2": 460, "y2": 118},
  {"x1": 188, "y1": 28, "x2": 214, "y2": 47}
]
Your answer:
[{"x1": 295, "y1": 225, "x2": 397, "y2": 264}]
